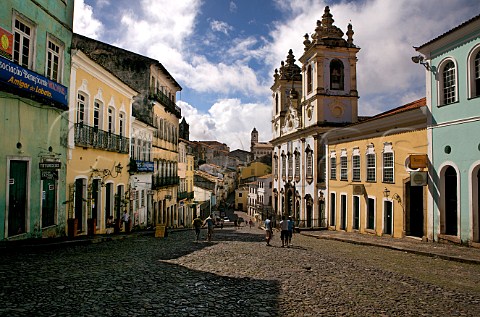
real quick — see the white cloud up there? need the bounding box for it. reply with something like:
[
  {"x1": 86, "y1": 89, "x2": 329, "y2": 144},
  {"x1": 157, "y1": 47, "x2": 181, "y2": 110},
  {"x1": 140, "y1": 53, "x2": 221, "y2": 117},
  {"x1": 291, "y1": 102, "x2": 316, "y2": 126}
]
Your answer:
[
  {"x1": 179, "y1": 99, "x2": 272, "y2": 151},
  {"x1": 73, "y1": 0, "x2": 103, "y2": 39},
  {"x1": 210, "y1": 20, "x2": 234, "y2": 35}
]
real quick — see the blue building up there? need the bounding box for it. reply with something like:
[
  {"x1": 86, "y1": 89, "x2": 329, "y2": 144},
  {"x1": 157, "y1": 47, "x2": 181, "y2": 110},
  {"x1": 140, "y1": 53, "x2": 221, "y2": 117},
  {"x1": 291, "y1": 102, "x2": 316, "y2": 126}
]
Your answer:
[{"x1": 416, "y1": 15, "x2": 480, "y2": 245}]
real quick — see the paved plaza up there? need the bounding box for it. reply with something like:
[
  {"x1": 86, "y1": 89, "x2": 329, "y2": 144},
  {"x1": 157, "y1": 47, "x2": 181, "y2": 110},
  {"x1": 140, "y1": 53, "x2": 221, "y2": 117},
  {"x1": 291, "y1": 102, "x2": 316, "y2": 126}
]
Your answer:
[{"x1": 1, "y1": 227, "x2": 480, "y2": 316}]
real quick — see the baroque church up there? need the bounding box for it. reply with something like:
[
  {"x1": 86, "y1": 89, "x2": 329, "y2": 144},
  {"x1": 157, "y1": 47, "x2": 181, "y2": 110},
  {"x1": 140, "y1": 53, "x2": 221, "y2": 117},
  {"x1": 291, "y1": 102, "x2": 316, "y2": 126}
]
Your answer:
[{"x1": 271, "y1": 6, "x2": 360, "y2": 227}]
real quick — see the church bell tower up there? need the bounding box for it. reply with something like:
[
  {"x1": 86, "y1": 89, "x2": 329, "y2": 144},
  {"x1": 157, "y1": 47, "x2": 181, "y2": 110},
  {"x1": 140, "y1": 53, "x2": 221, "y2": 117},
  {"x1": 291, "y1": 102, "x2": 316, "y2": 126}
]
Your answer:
[{"x1": 299, "y1": 6, "x2": 360, "y2": 127}]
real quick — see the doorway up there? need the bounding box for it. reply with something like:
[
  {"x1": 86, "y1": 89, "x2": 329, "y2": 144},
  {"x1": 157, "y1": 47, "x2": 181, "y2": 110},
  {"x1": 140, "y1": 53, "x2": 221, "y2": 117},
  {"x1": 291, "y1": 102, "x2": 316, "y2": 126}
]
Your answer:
[
  {"x1": 340, "y1": 194, "x2": 347, "y2": 230},
  {"x1": 407, "y1": 182, "x2": 424, "y2": 237},
  {"x1": 444, "y1": 166, "x2": 457, "y2": 236},
  {"x1": 74, "y1": 178, "x2": 86, "y2": 231},
  {"x1": 384, "y1": 200, "x2": 393, "y2": 235},
  {"x1": 8, "y1": 160, "x2": 28, "y2": 236},
  {"x1": 42, "y1": 179, "x2": 56, "y2": 228}
]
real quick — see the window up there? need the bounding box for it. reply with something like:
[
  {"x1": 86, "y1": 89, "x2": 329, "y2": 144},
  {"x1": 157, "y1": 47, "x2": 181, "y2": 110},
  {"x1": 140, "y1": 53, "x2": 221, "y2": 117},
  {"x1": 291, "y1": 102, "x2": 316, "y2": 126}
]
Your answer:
[
  {"x1": 130, "y1": 138, "x2": 135, "y2": 158},
  {"x1": 306, "y1": 147, "x2": 313, "y2": 181},
  {"x1": 475, "y1": 51, "x2": 480, "y2": 97},
  {"x1": 330, "y1": 152, "x2": 337, "y2": 180},
  {"x1": 107, "y1": 107, "x2": 114, "y2": 133},
  {"x1": 13, "y1": 18, "x2": 34, "y2": 68},
  {"x1": 330, "y1": 59, "x2": 344, "y2": 90},
  {"x1": 46, "y1": 37, "x2": 62, "y2": 82},
  {"x1": 366, "y1": 144, "x2": 376, "y2": 182},
  {"x1": 340, "y1": 149, "x2": 348, "y2": 181},
  {"x1": 239, "y1": 193, "x2": 242, "y2": 198},
  {"x1": 382, "y1": 143, "x2": 394, "y2": 183},
  {"x1": 76, "y1": 93, "x2": 86, "y2": 124},
  {"x1": 307, "y1": 65, "x2": 312, "y2": 93},
  {"x1": 468, "y1": 48, "x2": 480, "y2": 98},
  {"x1": 352, "y1": 148, "x2": 360, "y2": 181},
  {"x1": 141, "y1": 190, "x2": 145, "y2": 207},
  {"x1": 288, "y1": 153, "x2": 293, "y2": 180},
  {"x1": 294, "y1": 150, "x2": 300, "y2": 181},
  {"x1": 93, "y1": 101, "x2": 102, "y2": 129},
  {"x1": 119, "y1": 112, "x2": 125, "y2": 136},
  {"x1": 442, "y1": 61, "x2": 456, "y2": 105},
  {"x1": 281, "y1": 153, "x2": 286, "y2": 181}
]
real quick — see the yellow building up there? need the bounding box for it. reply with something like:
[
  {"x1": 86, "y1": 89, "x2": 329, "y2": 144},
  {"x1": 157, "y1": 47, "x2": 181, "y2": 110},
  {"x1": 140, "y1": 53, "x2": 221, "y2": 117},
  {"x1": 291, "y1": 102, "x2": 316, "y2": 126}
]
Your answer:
[
  {"x1": 239, "y1": 161, "x2": 272, "y2": 184},
  {"x1": 327, "y1": 99, "x2": 428, "y2": 239},
  {"x1": 178, "y1": 138, "x2": 195, "y2": 226},
  {"x1": 150, "y1": 65, "x2": 182, "y2": 228},
  {"x1": 66, "y1": 50, "x2": 137, "y2": 235}
]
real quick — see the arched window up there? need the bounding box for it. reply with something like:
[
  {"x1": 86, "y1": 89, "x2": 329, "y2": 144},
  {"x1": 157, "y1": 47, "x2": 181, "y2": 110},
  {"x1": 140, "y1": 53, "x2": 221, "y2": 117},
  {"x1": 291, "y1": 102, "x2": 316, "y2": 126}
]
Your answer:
[
  {"x1": 468, "y1": 47, "x2": 480, "y2": 98},
  {"x1": 474, "y1": 51, "x2": 480, "y2": 97},
  {"x1": 330, "y1": 59, "x2": 344, "y2": 90},
  {"x1": 442, "y1": 61, "x2": 456, "y2": 105},
  {"x1": 307, "y1": 65, "x2": 312, "y2": 93}
]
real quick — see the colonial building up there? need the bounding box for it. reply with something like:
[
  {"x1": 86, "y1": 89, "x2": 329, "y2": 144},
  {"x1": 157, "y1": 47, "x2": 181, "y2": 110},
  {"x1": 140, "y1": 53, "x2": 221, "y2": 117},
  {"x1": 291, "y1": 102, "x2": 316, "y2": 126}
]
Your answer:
[
  {"x1": 129, "y1": 117, "x2": 154, "y2": 229},
  {"x1": 256, "y1": 174, "x2": 273, "y2": 221},
  {"x1": 271, "y1": 6, "x2": 360, "y2": 227},
  {"x1": 326, "y1": 99, "x2": 428, "y2": 238},
  {"x1": 0, "y1": 0, "x2": 73, "y2": 240},
  {"x1": 235, "y1": 186, "x2": 248, "y2": 212},
  {"x1": 67, "y1": 49, "x2": 137, "y2": 235},
  {"x1": 250, "y1": 127, "x2": 273, "y2": 160},
  {"x1": 416, "y1": 14, "x2": 480, "y2": 245},
  {"x1": 72, "y1": 34, "x2": 182, "y2": 229},
  {"x1": 178, "y1": 137, "x2": 195, "y2": 227}
]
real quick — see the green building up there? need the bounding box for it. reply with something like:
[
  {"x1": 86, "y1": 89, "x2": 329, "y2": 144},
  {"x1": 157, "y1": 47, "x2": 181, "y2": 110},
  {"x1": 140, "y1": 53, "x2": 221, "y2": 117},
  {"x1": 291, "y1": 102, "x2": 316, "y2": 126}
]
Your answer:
[{"x1": 0, "y1": 0, "x2": 73, "y2": 240}]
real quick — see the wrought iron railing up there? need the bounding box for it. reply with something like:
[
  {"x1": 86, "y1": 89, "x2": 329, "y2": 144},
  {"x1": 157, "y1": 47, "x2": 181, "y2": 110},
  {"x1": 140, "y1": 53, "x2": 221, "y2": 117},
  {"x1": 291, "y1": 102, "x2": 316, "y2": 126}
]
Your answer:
[
  {"x1": 149, "y1": 87, "x2": 181, "y2": 117},
  {"x1": 177, "y1": 191, "x2": 194, "y2": 200},
  {"x1": 74, "y1": 124, "x2": 129, "y2": 153},
  {"x1": 151, "y1": 175, "x2": 179, "y2": 189}
]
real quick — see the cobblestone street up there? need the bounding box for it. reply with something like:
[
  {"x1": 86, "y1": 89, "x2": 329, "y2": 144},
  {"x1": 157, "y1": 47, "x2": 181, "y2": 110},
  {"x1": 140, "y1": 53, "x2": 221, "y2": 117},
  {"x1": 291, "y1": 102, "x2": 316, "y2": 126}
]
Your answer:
[{"x1": 1, "y1": 227, "x2": 480, "y2": 317}]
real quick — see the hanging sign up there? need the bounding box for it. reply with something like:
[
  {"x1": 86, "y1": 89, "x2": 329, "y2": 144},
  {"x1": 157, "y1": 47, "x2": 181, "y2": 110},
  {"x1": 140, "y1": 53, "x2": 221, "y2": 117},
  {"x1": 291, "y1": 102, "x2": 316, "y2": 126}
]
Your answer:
[
  {"x1": 0, "y1": 27, "x2": 13, "y2": 59},
  {"x1": 0, "y1": 55, "x2": 68, "y2": 107},
  {"x1": 41, "y1": 170, "x2": 58, "y2": 180},
  {"x1": 39, "y1": 162, "x2": 61, "y2": 169}
]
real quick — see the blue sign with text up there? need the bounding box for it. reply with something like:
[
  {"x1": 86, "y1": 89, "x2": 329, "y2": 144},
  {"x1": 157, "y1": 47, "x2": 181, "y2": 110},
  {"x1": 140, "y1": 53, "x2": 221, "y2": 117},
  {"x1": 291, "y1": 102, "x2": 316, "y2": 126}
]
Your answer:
[
  {"x1": 0, "y1": 55, "x2": 68, "y2": 107},
  {"x1": 136, "y1": 160, "x2": 154, "y2": 172}
]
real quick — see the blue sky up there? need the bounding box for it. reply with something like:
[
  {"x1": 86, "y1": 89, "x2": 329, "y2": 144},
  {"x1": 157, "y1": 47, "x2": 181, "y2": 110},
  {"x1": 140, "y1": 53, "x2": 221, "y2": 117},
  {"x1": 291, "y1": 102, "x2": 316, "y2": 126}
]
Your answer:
[{"x1": 74, "y1": 0, "x2": 480, "y2": 151}]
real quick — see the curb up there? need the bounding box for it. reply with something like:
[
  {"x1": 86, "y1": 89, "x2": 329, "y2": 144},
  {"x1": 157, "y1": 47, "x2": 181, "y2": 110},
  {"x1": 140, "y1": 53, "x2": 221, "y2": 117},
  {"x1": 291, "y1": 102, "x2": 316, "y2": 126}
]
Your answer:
[{"x1": 301, "y1": 233, "x2": 480, "y2": 266}]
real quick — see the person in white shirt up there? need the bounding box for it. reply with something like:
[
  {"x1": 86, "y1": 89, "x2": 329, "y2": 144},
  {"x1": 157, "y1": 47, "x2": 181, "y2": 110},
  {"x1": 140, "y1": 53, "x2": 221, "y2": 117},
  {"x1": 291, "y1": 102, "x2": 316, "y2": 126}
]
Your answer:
[
  {"x1": 122, "y1": 210, "x2": 130, "y2": 232},
  {"x1": 264, "y1": 217, "x2": 273, "y2": 246}
]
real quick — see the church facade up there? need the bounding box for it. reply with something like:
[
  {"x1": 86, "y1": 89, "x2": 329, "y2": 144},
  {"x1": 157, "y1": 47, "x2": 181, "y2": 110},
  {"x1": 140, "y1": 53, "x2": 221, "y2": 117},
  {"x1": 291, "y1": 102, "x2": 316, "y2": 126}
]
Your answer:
[{"x1": 271, "y1": 6, "x2": 360, "y2": 228}]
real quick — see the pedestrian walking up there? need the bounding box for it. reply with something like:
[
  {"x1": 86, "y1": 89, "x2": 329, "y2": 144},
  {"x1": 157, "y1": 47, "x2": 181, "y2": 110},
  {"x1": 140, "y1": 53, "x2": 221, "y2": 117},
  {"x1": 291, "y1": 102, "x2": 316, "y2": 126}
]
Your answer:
[
  {"x1": 203, "y1": 215, "x2": 215, "y2": 242},
  {"x1": 122, "y1": 210, "x2": 130, "y2": 233},
  {"x1": 249, "y1": 219, "x2": 253, "y2": 229},
  {"x1": 287, "y1": 216, "x2": 294, "y2": 246},
  {"x1": 264, "y1": 216, "x2": 273, "y2": 246},
  {"x1": 192, "y1": 216, "x2": 203, "y2": 241},
  {"x1": 280, "y1": 216, "x2": 289, "y2": 247}
]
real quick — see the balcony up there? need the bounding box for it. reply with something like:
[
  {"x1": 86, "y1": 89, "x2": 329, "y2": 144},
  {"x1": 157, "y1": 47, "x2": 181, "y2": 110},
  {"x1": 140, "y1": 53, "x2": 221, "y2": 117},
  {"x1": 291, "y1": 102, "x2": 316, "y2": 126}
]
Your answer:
[
  {"x1": 149, "y1": 86, "x2": 181, "y2": 118},
  {"x1": 177, "y1": 191, "x2": 194, "y2": 201},
  {"x1": 74, "y1": 123, "x2": 129, "y2": 153},
  {"x1": 151, "y1": 175, "x2": 179, "y2": 189}
]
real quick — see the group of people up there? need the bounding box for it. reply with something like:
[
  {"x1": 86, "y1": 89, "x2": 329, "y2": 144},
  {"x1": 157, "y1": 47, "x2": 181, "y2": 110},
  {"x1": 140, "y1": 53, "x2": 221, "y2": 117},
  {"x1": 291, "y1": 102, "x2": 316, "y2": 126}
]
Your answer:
[
  {"x1": 192, "y1": 215, "x2": 215, "y2": 242},
  {"x1": 264, "y1": 215, "x2": 294, "y2": 247}
]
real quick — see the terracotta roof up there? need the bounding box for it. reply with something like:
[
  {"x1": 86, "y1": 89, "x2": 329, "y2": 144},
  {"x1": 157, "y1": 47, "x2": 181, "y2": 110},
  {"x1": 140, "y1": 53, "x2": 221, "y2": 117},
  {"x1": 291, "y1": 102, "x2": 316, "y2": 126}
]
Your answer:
[
  {"x1": 417, "y1": 14, "x2": 480, "y2": 50},
  {"x1": 364, "y1": 97, "x2": 426, "y2": 122}
]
